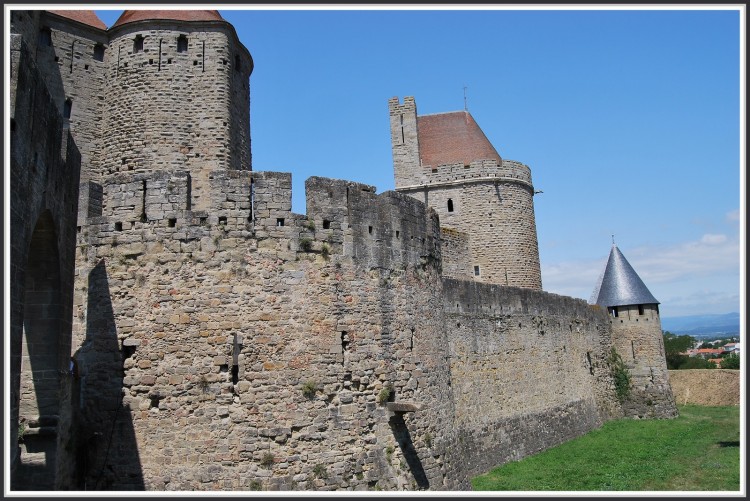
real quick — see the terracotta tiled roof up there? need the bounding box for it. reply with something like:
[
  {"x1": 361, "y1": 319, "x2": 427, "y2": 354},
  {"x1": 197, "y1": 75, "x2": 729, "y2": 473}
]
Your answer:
[
  {"x1": 112, "y1": 10, "x2": 223, "y2": 28},
  {"x1": 417, "y1": 111, "x2": 502, "y2": 168},
  {"x1": 48, "y1": 10, "x2": 107, "y2": 30},
  {"x1": 696, "y1": 349, "x2": 723, "y2": 355}
]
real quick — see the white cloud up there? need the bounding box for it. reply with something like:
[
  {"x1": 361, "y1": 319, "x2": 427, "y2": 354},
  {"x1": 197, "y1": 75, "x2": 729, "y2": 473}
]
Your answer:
[
  {"x1": 726, "y1": 209, "x2": 740, "y2": 222},
  {"x1": 700, "y1": 233, "x2": 727, "y2": 245},
  {"x1": 541, "y1": 233, "x2": 740, "y2": 316},
  {"x1": 625, "y1": 235, "x2": 739, "y2": 284}
]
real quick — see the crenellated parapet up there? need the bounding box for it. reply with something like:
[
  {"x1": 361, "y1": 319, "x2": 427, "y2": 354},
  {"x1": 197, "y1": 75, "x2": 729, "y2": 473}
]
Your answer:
[
  {"x1": 77, "y1": 170, "x2": 442, "y2": 273},
  {"x1": 396, "y1": 159, "x2": 533, "y2": 191}
]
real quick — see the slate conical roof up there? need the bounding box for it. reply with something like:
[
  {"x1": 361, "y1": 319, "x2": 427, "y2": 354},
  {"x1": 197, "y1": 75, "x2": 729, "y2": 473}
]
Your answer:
[{"x1": 589, "y1": 244, "x2": 659, "y2": 307}]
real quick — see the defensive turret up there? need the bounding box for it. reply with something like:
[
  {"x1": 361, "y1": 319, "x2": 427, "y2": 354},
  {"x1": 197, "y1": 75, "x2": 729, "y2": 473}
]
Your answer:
[{"x1": 590, "y1": 244, "x2": 678, "y2": 418}]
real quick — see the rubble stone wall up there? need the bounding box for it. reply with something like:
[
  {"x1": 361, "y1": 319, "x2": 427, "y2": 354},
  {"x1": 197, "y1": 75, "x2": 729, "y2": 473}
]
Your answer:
[
  {"x1": 668, "y1": 370, "x2": 740, "y2": 406},
  {"x1": 442, "y1": 279, "x2": 622, "y2": 477}
]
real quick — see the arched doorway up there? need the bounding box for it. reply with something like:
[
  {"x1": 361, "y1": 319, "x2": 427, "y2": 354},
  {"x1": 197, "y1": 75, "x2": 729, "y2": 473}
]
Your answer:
[{"x1": 15, "y1": 211, "x2": 63, "y2": 490}]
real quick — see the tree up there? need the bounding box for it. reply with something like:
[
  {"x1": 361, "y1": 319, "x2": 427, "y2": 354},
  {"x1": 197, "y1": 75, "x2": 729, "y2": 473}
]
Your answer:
[
  {"x1": 680, "y1": 357, "x2": 716, "y2": 369},
  {"x1": 721, "y1": 354, "x2": 740, "y2": 369},
  {"x1": 663, "y1": 332, "x2": 697, "y2": 370}
]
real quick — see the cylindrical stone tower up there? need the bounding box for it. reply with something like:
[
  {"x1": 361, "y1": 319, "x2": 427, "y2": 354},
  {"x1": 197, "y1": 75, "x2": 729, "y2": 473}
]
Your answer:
[
  {"x1": 101, "y1": 10, "x2": 253, "y2": 209},
  {"x1": 389, "y1": 96, "x2": 542, "y2": 290},
  {"x1": 590, "y1": 244, "x2": 678, "y2": 419}
]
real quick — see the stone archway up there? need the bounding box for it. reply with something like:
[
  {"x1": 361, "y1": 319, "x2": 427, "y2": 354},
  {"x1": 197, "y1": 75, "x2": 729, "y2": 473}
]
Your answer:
[{"x1": 15, "y1": 210, "x2": 63, "y2": 490}]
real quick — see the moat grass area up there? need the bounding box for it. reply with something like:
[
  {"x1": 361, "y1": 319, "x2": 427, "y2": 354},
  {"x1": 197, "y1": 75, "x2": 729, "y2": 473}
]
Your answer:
[{"x1": 472, "y1": 405, "x2": 740, "y2": 491}]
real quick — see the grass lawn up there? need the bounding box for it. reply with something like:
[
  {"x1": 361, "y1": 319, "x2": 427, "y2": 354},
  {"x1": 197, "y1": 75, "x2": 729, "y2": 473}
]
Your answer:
[{"x1": 471, "y1": 405, "x2": 741, "y2": 491}]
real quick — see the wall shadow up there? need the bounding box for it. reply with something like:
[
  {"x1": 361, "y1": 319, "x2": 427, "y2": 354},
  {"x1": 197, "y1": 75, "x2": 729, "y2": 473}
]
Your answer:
[
  {"x1": 14, "y1": 211, "x2": 62, "y2": 490},
  {"x1": 389, "y1": 413, "x2": 429, "y2": 490},
  {"x1": 73, "y1": 259, "x2": 144, "y2": 490}
]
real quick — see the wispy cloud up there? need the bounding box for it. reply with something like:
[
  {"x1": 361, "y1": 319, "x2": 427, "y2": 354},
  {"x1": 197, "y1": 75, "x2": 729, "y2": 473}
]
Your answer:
[
  {"x1": 624, "y1": 234, "x2": 739, "y2": 284},
  {"x1": 542, "y1": 233, "x2": 740, "y2": 316},
  {"x1": 726, "y1": 209, "x2": 740, "y2": 222}
]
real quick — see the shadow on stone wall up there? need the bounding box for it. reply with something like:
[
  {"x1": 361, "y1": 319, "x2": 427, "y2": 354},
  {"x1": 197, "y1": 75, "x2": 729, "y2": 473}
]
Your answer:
[
  {"x1": 389, "y1": 414, "x2": 429, "y2": 490},
  {"x1": 73, "y1": 259, "x2": 144, "y2": 490}
]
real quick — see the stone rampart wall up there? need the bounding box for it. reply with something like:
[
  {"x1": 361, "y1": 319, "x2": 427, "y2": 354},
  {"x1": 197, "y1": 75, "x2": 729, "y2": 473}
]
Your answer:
[
  {"x1": 442, "y1": 279, "x2": 621, "y2": 477},
  {"x1": 72, "y1": 172, "x2": 464, "y2": 490},
  {"x1": 668, "y1": 369, "x2": 740, "y2": 406}
]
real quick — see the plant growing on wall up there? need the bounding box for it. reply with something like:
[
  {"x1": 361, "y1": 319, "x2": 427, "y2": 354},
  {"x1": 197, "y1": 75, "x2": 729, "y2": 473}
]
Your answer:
[
  {"x1": 377, "y1": 385, "x2": 392, "y2": 404},
  {"x1": 608, "y1": 348, "x2": 631, "y2": 402},
  {"x1": 260, "y1": 452, "x2": 274, "y2": 468},
  {"x1": 385, "y1": 445, "x2": 394, "y2": 462},
  {"x1": 301, "y1": 380, "x2": 318, "y2": 399},
  {"x1": 299, "y1": 238, "x2": 313, "y2": 252},
  {"x1": 313, "y1": 463, "x2": 328, "y2": 479}
]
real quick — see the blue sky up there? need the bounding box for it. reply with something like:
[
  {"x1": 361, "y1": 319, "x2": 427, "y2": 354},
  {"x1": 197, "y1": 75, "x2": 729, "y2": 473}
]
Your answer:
[{"x1": 92, "y1": 6, "x2": 743, "y2": 319}]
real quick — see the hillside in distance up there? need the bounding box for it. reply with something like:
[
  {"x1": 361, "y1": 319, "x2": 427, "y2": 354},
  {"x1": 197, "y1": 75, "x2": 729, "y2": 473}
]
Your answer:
[{"x1": 661, "y1": 312, "x2": 740, "y2": 338}]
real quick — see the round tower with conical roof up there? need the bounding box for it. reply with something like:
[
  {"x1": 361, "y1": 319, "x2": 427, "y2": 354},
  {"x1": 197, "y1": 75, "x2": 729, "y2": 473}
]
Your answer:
[{"x1": 590, "y1": 244, "x2": 678, "y2": 419}]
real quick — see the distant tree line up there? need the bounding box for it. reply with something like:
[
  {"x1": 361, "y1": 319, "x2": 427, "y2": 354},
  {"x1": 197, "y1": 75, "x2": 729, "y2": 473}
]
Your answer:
[{"x1": 662, "y1": 331, "x2": 740, "y2": 370}]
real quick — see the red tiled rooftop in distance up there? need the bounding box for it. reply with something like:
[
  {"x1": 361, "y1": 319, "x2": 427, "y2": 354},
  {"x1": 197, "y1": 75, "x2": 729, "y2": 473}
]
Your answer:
[
  {"x1": 112, "y1": 10, "x2": 223, "y2": 28},
  {"x1": 417, "y1": 111, "x2": 502, "y2": 168},
  {"x1": 48, "y1": 10, "x2": 107, "y2": 30}
]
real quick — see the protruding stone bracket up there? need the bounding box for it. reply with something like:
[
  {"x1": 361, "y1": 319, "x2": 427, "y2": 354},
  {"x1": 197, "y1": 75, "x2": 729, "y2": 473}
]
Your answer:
[{"x1": 386, "y1": 402, "x2": 422, "y2": 416}]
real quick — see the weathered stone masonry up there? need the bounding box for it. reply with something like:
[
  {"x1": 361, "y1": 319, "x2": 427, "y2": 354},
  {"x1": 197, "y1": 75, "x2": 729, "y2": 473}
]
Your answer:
[
  {"x1": 10, "y1": 32, "x2": 81, "y2": 489},
  {"x1": 9, "y1": 9, "x2": 676, "y2": 492}
]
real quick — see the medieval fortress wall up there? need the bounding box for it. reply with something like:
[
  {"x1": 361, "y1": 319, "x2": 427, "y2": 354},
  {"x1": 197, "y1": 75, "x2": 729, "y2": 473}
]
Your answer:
[
  {"x1": 68, "y1": 166, "x2": 622, "y2": 489},
  {"x1": 9, "y1": 10, "x2": 675, "y2": 492},
  {"x1": 442, "y1": 280, "x2": 623, "y2": 477}
]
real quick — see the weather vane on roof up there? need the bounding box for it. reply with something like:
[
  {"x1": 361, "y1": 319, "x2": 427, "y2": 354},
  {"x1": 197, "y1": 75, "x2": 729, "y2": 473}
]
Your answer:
[
  {"x1": 463, "y1": 85, "x2": 468, "y2": 111},
  {"x1": 612, "y1": 234, "x2": 615, "y2": 245}
]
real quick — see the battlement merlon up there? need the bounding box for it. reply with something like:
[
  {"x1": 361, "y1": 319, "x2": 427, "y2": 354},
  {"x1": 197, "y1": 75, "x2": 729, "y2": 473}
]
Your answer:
[{"x1": 395, "y1": 159, "x2": 534, "y2": 192}]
